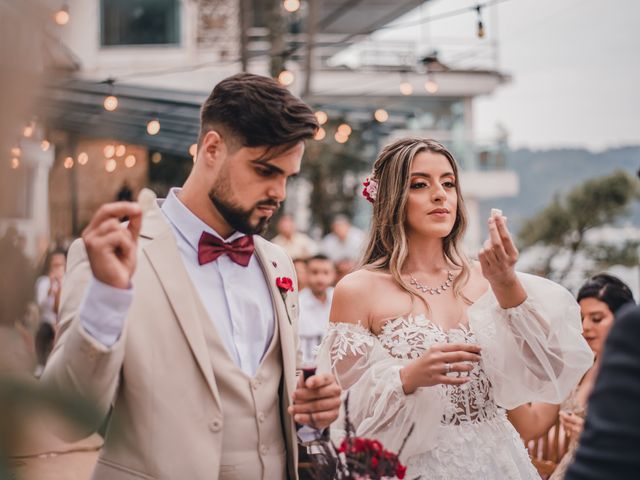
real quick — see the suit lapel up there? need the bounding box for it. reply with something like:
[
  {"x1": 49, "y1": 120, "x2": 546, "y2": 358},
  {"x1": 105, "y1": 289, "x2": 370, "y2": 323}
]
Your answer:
[
  {"x1": 141, "y1": 202, "x2": 222, "y2": 410},
  {"x1": 253, "y1": 239, "x2": 297, "y2": 401}
]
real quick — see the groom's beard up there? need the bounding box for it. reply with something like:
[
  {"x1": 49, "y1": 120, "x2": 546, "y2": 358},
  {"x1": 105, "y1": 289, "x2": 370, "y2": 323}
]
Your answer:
[{"x1": 209, "y1": 189, "x2": 279, "y2": 235}]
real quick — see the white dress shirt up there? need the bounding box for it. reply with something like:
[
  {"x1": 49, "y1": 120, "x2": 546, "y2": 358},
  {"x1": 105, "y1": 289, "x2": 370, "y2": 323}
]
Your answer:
[
  {"x1": 298, "y1": 287, "x2": 333, "y2": 363},
  {"x1": 80, "y1": 188, "x2": 276, "y2": 377},
  {"x1": 320, "y1": 228, "x2": 366, "y2": 262}
]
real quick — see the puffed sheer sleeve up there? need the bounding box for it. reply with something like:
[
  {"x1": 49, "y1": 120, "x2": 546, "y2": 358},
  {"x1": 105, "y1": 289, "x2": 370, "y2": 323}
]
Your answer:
[
  {"x1": 316, "y1": 322, "x2": 445, "y2": 460},
  {"x1": 468, "y1": 272, "x2": 594, "y2": 409}
]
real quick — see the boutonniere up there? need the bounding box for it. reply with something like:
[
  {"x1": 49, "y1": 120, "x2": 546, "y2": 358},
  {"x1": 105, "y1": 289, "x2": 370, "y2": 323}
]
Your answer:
[{"x1": 276, "y1": 277, "x2": 294, "y2": 324}]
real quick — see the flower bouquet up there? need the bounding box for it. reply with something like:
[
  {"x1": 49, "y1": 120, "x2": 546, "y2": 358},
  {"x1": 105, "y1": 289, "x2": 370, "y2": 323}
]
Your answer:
[{"x1": 308, "y1": 394, "x2": 418, "y2": 479}]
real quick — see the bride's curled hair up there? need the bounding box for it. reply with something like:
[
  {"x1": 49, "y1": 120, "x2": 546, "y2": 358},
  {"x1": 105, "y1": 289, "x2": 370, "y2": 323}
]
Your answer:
[{"x1": 361, "y1": 138, "x2": 472, "y2": 304}]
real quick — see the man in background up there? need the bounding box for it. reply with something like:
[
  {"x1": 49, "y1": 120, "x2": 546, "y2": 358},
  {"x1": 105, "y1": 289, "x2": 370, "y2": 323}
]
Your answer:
[{"x1": 272, "y1": 214, "x2": 317, "y2": 260}]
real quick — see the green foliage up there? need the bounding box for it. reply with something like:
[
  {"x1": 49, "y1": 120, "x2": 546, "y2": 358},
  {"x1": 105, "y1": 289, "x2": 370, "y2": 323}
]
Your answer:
[{"x1": 518, "y1": 170, "x2": 639, "y2": 279}]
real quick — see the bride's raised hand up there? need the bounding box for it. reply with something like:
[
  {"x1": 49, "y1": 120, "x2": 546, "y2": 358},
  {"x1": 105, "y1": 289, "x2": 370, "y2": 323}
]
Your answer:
[
  {"x1": 478, "y1": 213, "x2": 519, "y2": 287},
  {"x1": 400, "y1": 343, "x2": 482, "y2": 394}
]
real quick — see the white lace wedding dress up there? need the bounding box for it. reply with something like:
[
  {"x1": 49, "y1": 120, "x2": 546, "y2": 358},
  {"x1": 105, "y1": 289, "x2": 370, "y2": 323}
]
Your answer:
[{"x1": 316, "y1": 273, "x2": 594, "y2": 479}]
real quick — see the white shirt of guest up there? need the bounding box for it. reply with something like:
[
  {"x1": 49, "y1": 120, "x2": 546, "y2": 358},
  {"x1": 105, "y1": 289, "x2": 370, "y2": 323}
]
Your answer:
[
  {"x1": 80, "y1": 188, "x2": 275, "y2": 378},
  {"x1": 320, "y1": 228, "x2": 366, "y2": 262},
  {"x1": 298, "y1": 287, "x2": 333, "y2": 363}
]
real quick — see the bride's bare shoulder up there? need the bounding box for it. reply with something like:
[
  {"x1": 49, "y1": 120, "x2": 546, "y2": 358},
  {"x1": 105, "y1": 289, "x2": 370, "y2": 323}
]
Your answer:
[{"x1": 331, "y1": 267, "x2": 392, "y2": 326}]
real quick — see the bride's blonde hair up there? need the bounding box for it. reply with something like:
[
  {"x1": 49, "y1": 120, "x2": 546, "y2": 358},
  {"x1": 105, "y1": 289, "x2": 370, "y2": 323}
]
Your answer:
[{"x1": 361, "y1": 138, "x2": 471, "y2": 305}]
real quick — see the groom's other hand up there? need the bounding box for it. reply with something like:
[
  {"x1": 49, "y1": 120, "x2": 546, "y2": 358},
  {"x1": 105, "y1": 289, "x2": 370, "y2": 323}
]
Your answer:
[
  {"x1": 82, "y1": 202, "x2": 142, "y2": 289},
  {"x1": 289, "y1": 373, "x2": 341, "y2": 429}
]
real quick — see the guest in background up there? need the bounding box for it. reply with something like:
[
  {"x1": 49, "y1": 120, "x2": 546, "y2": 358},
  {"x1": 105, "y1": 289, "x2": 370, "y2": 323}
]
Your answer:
[
  {"x1": 508, "y1": 273, "x2": 634, "y2": 479},
  {"x1": 320, "y1": 215, "x2": 365, "y2": 263},
  {"x1": 298, "y1": 255, "x2": 335, "y2": 363},
  {"x1": 334, "y1": 257, "x2": 357, "y2": 285},
  {"x1": 293, "y1": 257, "x2": 309, "y2": 291},
  {"x1": 33, "y1": 248, "x2": 67, "y2": 375},
  {"x1": 271, "y1": 213, "x2": 317, "y2": 260}
]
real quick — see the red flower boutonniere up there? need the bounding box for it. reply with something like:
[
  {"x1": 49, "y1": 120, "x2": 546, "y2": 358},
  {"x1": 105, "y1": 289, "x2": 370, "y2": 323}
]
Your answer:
[{"x1": 276, "y1": 277, "x2": 294, "y2": 324}]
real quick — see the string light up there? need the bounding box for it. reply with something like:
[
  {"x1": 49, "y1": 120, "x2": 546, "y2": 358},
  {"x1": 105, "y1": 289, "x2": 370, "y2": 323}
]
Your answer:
[
  {"x1": 400, "y1": 81, "x2": 413, "y2": 96},
  {"x1": 40, "y1": 140, "x2": 50, "y2": 151},
  {"x1": 124, "y1": 155, "x2": 136, "y2": 168},
  {"x1": 151, "y1": 152, "x2": 162, "y2": 164},
  {"x1": 315, "y1": 111, "x2": 328, "y2": 125},
  {"x1": 189, "y1": 144, "x2": 198, "y2": 157},
  {"x1": 374, "y1": 109, "x2": 389, "y2": 122},
  {"x1": 11, "y1": 147, "x2": 21, "y2": 157},
  {"x1": 147, "y1": 119, "x2": 161, "y2": 135},
  {"x1": 11, "y1": 158, "x2": 20, "y2": 169},
  {"x1": 54, "y1": 3, "x2": 70, "y2": 26},
  {"x1": 104, "y1": 94, "x2": 118, "y2": 111},
  {"x1": 424, "y1": 77, "x2": 439, "y2": 93},
  {"x1": 105, "y1": 159, "x2": 117, "y2": 173},
  {"x1": 115, "y1": 144, "x2": 126, "y2": 156},
  {"x1": 278, "y1": 69, "x2": 295, "y2": 86},
  {"x1": 314, "y1": 128, "x2": 326, "y2": 141},
  {"x1": 476, "y1": 5, "x2": 485, "y2": 38},
  {"x1": 283, "y1": 0, "x2": 301, "y2": 13},
  {"x1": 23, "y1": 122, "x2": 35, "y2": 138},
  {"x1": 77, "y1": 152, "x2": 89, "y2": 165},
  {"x1": 63, "y1": 156, "x2": 74, "y2": 169},
  {"x1": 103, "y1": 144, "x2": 116, "y2": 158},
  {"x1": 334, "y1": 132, "x2": 349, "y2": 144},
  {"x1": 337, "y1": 123, "x2": 352, "y2": 136}
]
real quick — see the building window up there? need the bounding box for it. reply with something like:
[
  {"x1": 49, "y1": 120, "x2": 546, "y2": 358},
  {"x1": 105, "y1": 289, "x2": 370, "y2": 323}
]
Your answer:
[{"x1": 101, "y1": 0, "x2": 180, "y2": 46}]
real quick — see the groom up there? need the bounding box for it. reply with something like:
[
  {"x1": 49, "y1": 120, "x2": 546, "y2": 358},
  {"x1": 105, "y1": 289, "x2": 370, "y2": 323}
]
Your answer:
[{"x1": 42, "y1": 73, "x2": 341, "y2": 479}]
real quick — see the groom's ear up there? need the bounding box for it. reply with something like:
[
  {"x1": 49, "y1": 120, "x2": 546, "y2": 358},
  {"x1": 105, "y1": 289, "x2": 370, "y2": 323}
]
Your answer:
[{"x1": 201, "y1": 130, "x2": 227, "y2": 167}]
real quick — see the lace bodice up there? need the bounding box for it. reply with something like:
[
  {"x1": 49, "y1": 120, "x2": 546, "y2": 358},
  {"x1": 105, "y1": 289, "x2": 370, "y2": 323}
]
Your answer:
[
  {"x1": 316, "y1": 272, "x2": 594, "y2": 464},
  {"x1": 378, "y1": 315, "x2": 499, "y2": 426}
]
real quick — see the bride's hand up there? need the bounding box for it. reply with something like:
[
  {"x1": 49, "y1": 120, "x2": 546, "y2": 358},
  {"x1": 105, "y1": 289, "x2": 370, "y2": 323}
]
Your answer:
[
  {"x1": 478, "y1": 214, "x2": 519, "y2": 287},
  {"x1": 400, "y1": 343, "x2": 482, "y2": 394}
]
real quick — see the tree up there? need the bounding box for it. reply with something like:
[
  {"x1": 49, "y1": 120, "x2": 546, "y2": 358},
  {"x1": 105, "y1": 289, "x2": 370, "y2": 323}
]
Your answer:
[{"x1": 518, "y1": 170, "x2": 639, "y2": 282}]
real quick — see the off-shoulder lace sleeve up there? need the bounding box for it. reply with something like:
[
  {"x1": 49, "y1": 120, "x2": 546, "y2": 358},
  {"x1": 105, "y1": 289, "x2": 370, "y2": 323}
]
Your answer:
[
  {"x1": 316, "y1": 322, "x2": 445, "y2": 460},
  {"x1": 468, "y1": 272, "x2": 594, "y2": 409}
]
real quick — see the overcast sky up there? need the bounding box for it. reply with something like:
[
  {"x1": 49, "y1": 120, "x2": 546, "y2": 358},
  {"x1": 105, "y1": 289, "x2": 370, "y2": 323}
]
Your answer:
[{"x1": 374, "y1": 0, "x2": 640, "y2": 150}]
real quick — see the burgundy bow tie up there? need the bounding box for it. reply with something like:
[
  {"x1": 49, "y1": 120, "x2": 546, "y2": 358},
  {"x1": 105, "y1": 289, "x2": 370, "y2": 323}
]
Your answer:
[{"x1": 197, "y1": 232, "x2": 255, "y2": 267}]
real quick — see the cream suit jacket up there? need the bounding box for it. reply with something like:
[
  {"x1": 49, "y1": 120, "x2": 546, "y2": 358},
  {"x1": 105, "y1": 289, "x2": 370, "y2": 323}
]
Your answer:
[{"x1": 42, "y1": 197, "x2": 301, "y2": 479}]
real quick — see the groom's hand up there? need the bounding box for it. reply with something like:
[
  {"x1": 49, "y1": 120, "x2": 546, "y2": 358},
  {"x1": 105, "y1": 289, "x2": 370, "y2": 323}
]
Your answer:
[
  {"x1": 82, "y1": 202, "x2": 142, "y2": 290},
  {"x1": 289, "y1": 373, "x2": 341, "y2": 429}
]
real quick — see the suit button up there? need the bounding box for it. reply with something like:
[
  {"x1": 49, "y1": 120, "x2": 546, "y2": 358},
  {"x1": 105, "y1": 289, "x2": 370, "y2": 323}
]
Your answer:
[
  {"x1": 258, "y1": 412, "x2": 265, "y2": 423},
  {"x1": 209, "y1": 420, "x2": 222, "y2": 432},
  {"x1": 260, "y1": 444, "x2": 268, "y2": 455}
]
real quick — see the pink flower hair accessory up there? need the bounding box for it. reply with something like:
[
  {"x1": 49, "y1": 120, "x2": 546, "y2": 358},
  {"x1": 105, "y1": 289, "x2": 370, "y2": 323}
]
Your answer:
[{"x1": 362, "y1": 176, "x2": 378, "y2": 204}]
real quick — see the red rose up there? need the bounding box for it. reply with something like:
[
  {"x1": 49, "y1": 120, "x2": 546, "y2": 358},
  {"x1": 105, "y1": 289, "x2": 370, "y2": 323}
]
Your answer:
[
  {"x1": 396, "y1": 462, "x2": 407, "y2": 479},
  {"x1": 370, "y1": 456, "x2": 379, "y2": 470},
  {"x1": 276, "y1": 277, "x2": 294, "y2": 292}
]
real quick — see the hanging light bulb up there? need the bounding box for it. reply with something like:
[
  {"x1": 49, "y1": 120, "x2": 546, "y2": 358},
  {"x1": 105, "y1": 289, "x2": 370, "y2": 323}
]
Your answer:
[
  {"x1": 278, "y1": 69, "x2": 295, "y2": 86},
  {"x1": 54, "y1": 3, "x2": 70, "y2": 26},
  {"x1": 337, "y1": 123, "x2": 352, "y2": 136},
  {"x1": 103, "y1": 144, "x2": 116, "y2": 158},
  {"x1": 11, "y1": 158, "x2": 20, "y2": 169},
  {"x1": 151, "y1": 152, "x2": 162, "y2": 164},
  {"x1": 104, "y1": 95, "x2": 118, "y2": 111},
  {"x1": 314, "y1": 128, "x2": 326, "y2": 141},
  {"x1": 189, "y1": 144, "x2": 198, "y2": 157},
  {"x1": 400, "y1": 81, "x2": 413, "y2": 96},
  {"x1": 424, "y1": 77, "x2": 439, "y2": 93},
  {"x1": 11, "y1": 147, "x2": 21, "y2": 157},
  {"x1": 374, "y1": 109, "x2": 389, "y2": 123},
  {"x1": 283, "y1": 0, "x2": 301, "y2": 13},
  {"x1": 315, "y1": 111, "x2": 328, "y2": 125},
  {"x1": 147, "y1": 119, "x2": 161, "y2": 135},
  {"x1": 23, "y1": 122, "x2": 35, "y2": 138},
  {"x1": 105, "y1": 159, "x2": 117, "y2": 173},
  {"x1": 124, "y1": 155, "x2": 136, "y2": 168},
  {"x1": 77, "y1": 152, "x2": 89, "y2": 165},
  {"x1": 63, "y1": 156, "x2": 74, "y2": 169},
  {"x1": 334, "y1": 132, "x2": 349, "y2": 144},
  {"x1": 115, "y1": 144, "x2": 126, "y2": 156},
  {"x1": 476, "y1": 5, "x2": 485, "y2": 38},
  {"x1": 40, "y1": 140, "x2": 51, "y2": 151}
]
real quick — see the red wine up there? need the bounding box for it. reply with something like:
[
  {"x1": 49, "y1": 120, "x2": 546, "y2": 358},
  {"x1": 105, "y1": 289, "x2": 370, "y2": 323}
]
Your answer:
[{"x1": 302, "y1": 366, "x2": 316, "y2": 380}]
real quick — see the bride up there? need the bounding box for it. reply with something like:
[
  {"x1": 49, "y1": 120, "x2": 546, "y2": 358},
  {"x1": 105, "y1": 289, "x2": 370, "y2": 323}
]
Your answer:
[{"x1": 316, "y1": 138, "x2": 594, "y2": 479}]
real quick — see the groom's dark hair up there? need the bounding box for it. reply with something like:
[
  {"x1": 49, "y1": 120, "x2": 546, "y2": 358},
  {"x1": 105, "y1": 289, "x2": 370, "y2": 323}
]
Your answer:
[{"x1": 199, "y1": 73, "x2": 318, "y2": 153}]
